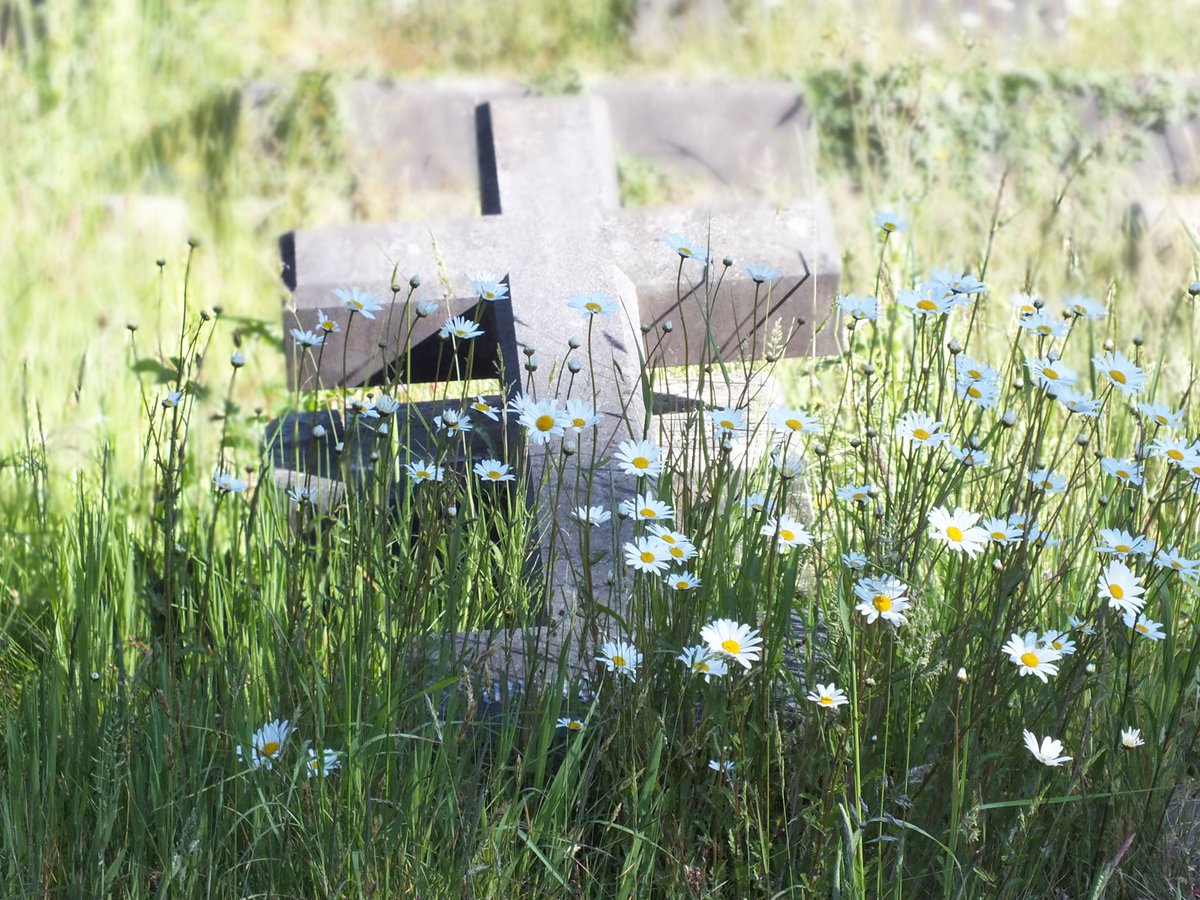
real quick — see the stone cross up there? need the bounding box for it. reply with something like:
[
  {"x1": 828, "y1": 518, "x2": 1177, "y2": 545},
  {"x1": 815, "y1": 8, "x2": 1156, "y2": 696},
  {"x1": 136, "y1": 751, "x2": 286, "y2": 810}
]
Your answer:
[{"x1": 277, "y1": 89, "x2": 840, "y2": 680}]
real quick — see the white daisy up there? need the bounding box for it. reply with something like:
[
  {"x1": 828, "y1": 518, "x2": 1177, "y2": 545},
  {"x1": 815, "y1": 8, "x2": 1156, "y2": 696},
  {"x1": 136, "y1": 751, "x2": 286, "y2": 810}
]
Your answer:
[
  {"x1": 614, "y1": 439, "x2": 665, "y2": 477},
  {"x1": 567, "y1": 292, "x2": 618, "y2": 317},
  {"x1": 1002, "y1": 632, "x2": 1061, "y2": 682},
  {"x1": 1097, "y1": 560, "x2": 1146, "y2": 617},
  {"x1": 677, "y1": 645, "x2": 728, "y2": 681},
  {"x1": 1023, "y1": 730, "x2": 1071, "y2": 766},
  {"x1": 623, "y1": 537, "x2": 672, "y2": 575},
  {"x1": 1093, "y1": 350, "x2": 1147, "y2": 396},
  {"x1": 1122, "y1": 610, "x2": 1166, "y2": 640},
  {"x1": 238, "y1": 719, "x2": 292, "y2": 770},
  {"x1": 572, "y1": 505, "x2": 611, "y2": 526},
  {"x1": 700, "y1": 619, "x2": 763, "y2": 670},
  {"x1": 927, "y1": 507, "x2": 989, "y2": 558},
  {"x1": 760, "y1": 515, "x2": 814, "y2": 552},
  {"x1": 895, "y1": 411, "x2": 949, "y2": 448},
  {"x1": 333, "y1": 287, "x2": 383, "y2": 319},
  {"x1": 837, "y1": 294, "x2": 879, "y2": 321},
  {"x1": 596, "y1": 639, "x2": 640, "y2": 680},
  {"x1": 473, "y1": 459, "x2": 515, "y2": 483},
  {"x1": 1120, "y1": 727, "x2": 1145, "y2": 748},
  {"x1": 807, "y1": 683, "x2": 849, "y2": 709},
  {"x1": 853, "y1": 576, "x2": 910, "y2": 625},
  {"x1": 306, "y1": 747, "x2": 341, "y2": 778},
  {"x1": 619, "y1": 494, "x2": 675, "y2": 522}
]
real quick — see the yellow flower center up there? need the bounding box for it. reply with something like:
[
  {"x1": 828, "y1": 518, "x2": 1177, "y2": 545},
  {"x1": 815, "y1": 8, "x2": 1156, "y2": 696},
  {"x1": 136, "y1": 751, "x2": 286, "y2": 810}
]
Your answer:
[
  {"x1": 1169, "y1": 449, "x2": 1185, "y2": 460},
  {"x1": 946, "y1": 526, "x2": 964, "y2": 542},
  {"x1": 585, "y1": 302, "x2": 601, "y2": 312},
  {"x1": 488, "y1": 471, "x2": 501, "y2": 480},
  {"x1": 1116, "y1": 469, "x2": 1129, "y2": 479},
  {"x1": 640, "y1": 551, "x2": 655, "y2": 564},
  {"x1": 640, "y1": 508, "x2": 656, "y2": 518},
  {"x1": 913, "y1": 428, "x2": 931, "y2": 441},
  {"x1": 694, "y1": 661, "x2": 709, "y2": 672},
  {"x1": 992, "y1": 531, "x2": 1006, "y2": 540},
  {"x1": 1109, "y1": 369, "x2": 1126, "y2": 385},
  {"x1": 1115, "y1": 544, "x2": 1131, "y2": 553},
  {"x1": 883, "y1": 221, "x2": 895, "y2": 231},
  {"x1": 872, "y1": 594, "x2": 892, "y2": 612},
  {"x1": 967, "y1": 386, "x2": 982, "y2": 399},
  {"x1": 567, "y1": 720, "x2": 582, "y2": 730},
  {"x1": 917, "y1": 299, "x2": 937, "y2": 311},
  {"x1": 675, "y1": 580, "x2": 691, "y2": 590},
  {"x1": 573, "y1": 417, "x2": 586, "y2": 427},
  {"x1": 779, "y1": 529, "x2": 795, "y2": 542},
  {"x1": 720, "y1": 419, "x2": 735, "y2": 429},
  {"x1": 853, "y1": 492, "x2": 866, "y2": 500},
  {"x1": 670, "y1": 547, "x2": 685, "y2": 558},
  {"x1": 535, "y1": 414, "x2": 555, "y2": 432},
  {"x1": 261, "y1": 741, "x2": 280, "y2": 757},
  {"x1": 819, "y1": 696, "x2": 833, "y2": 706},
  {"x1": 612, "y1": 655, "x2": 626, "y2": 667},
  {"x1": 1136, "y1": 623, "x2": 1148, "y2": 634},
  {"x1": 1020, "y1": 652, "x2": 1039, "y2": 668},
  {"x1": 785, "y1": 418, "x2": 802, "y2": 430},
  {"x1": 633, "y1": 457, "x2": 649, "y2": 469},
  {"x1": 418, "y1": 470, "x2": 431, "y2": 479},
  {"x1": 1052, "y1": 641, "x2": 1063, "y2": 650},
  {"x1": 1110, "y1": 584, "x2": 1124, "y2": 599},
  {"x1": 968, "y1": 369, "x2": 982, "y2": 379},
  {"x1": 1037, "y1": 325, "x2": 1052, "y2": 334},
  {"x1": 679, "y1": 248, "x2": 692, "y2": 256},
  {"x1": 1156, "y1": 415, "x2": 1168, "y2": 425},
  {"x1": 721, "y1": 639, "x2": 741, "y2": 654}
]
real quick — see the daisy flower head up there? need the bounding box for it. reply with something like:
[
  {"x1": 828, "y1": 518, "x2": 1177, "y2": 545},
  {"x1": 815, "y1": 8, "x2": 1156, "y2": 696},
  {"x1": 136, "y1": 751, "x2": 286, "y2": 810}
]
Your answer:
[
  {"x1": 761, "y1": 515, "x2": 814, "y2": 552},
  {"x1": 619, "y1": 493, "x2": 675, "y2": 522},
  {"x1": 708, "y1": 759, "x2": 736, "y2": 773},
  {"x1": 556, "y1": 717, "x2": 585, "y2": 732},
  {"x1": 769, "y1": 407, "x2": 822, "y2": 436},
  {"x1": 434, "y1": 408, "x2": 472, "y2": 437},
  {"x1": 708, "y1": 406, "x2": 746, "y2": 436},
  {"x1": 933, "y1": 269, "x2": 986, "y2": 296},
  {"x1": 333, "y1": 287, "x2": 383, "y2": 319},
  {"x1": 1010, "y1": 292, "x2": 1039, "y2": 315},
  {"x1": 808, "y1": 683, "x2": 849, "y2": 710},
  {"x1": 469, "y1": 396, "x2": 500, "y2": 421},
  {"x1": 287, "y1": 485, "x2": 319, "y2": 506},
  {"x1": 345, "y1": 396, "x2": 380, "y2": 420},
  {"x1": 468, "y1": 272, "x2": 508, "y2": 302},
  {"x1": 1002, "y1": 632, "x2": 1061, "y2": 682},
  {"x1": 1153, "y1": 546, "x2": 1200, "y2": 578},
  {"x1": 745, "y1": 263, "x2": 781, "y2": 283},
  {"x1": 238, "y1": 719, "x2": 292, "y2": 770},
  {"x1": 837, "y1": 294, "x2": 879, "y2": 322},
  {"x1": 1100, "y1": 457, "x2": 1143, "y2": 486},
  {"x1": 290, "y1": 328, "x2": 324, "y2": 348},
  {"x1": 1056, "y1": 389, "x2": 1101, "y2": 417},
  {"x1": 1149, "y1": 435, "x2": 1196, "y2": 465},
  {"x1": 1096, "y1": 528, "x2": 1151, "y2": 557},
  {"x1": 981, "y1": 516, "x2": 1021, "y2": 545},
  {"x1": 1093, "y1": 349, "x2": 1147, "y2": 396},
  {"x1": 665, "y1": 571, "x2": 702, "y2": 592},
  {"x1": 1120, "y1": 727, "x2": 1145, "y2": 749},
  {"x1": 596, "y1": 639, "x2": 640, "y2": 680},
  {"x1": 1040, "y1": 630, "x2": 1076, "y2": 656},
  {"x1": 1019, "y1": 310, "x2": 1069, "y2": 339},
  {"x1": 614, "y1": 439, "x2": 665, "y2": 477},
  {"x1": 473, "y1": 459, "x2": 515, "y2": 483},
  {"x1": 741, "y1": 492, "x2": 773, "y2": 515},
  {"x1": 1064, "y1": 294, "x2": 1106, "y2": 319},
  {"x1": 677, "y1": 645, "x2": 727, "y2": 681},
  {"x1": 662, "y1": 233, "x2": 708, "y2": 264},
  {"x1": 572, "y1": 505, "x2": 611, "y2": 526},
  {"x1": 895, "y1": 411, "x2": 948, "y2": 449},
  {"x1": 700, "y1": 619, "x2": 763, "y2": 670},
  {"x1": 842, "y1": 551, "x2": 869, "y2": 570},
  {"x1": 440, "y1": 316, "x2": 483, "y2": 340},
  {"x1": 213, "y1": 470, "x2": 248, "y2": 495},
  {"x1": 948, "y1": 445, "x2": 991, "y2": 467},
  {"x1": 1139, "y1": 401, "x2": 1184, "y2": 429},
  {"x1": 853, "y1": 576, "x2": 911, "y2": 625},
  {"x1": 374, "y1": 395, "x2": 402, "y2": 416},
  {"x1": 1097, "y1": 560, "x2": 1146, "y2": 617},
  {"x1": 836, "y1": 483, "x2": 875, "y2": 504},
  {"x1": 1023, "y1": 730, "x2": 1071, "y2": 767},
  {"x1": 956, "y1": 355, "x2": 1000, "y2": 383},
  {"x1": 565, "y1": 399, "x2": 600, "y2": 432},
  {"x1": 1025, "y1": 356, "x2": 1078, "y2": 391},
  {"x1": 306, "y1": 747, "x2": 341, "y2": 778},
  {"x1": 404, "y1": 459, "x2": 444, "y2": 484},
  {"x1": 927, "y1": 507, "x2": 989, "y2": 558},
  {"x1": 517, "y1": 398, "x2": 569, "y2": 445},
  {"x1": 567, "y1": 291, "x2": 618, "y2": 317},
  {"x1": 770, "y1": 449, "x2": 806, "y2": 479},
  {"x1": 314, "y1": 308, "x2": 341, "y2": 334},
  {"x1": 623, "y1": 537, "x2": 672, "y2": 575},
  {"x1": 874, "y1": 210, "x2": 908, "y2": 233},
  {"x1": 1123, "y1": 610, "x2": 1166, "y2": 640},
  {"x1": 1069, "y1": 614, "x2": 1097, "y2": 637},
  {"x1": 955, "y1": 378, "x2": 999, "y2": 409},
  {"x1": 898, "y1": 286, "x2": 955, "y2": 316},
  {"x1": 1027, "y1": 468, "x2": 1067, "y2": 494},
  {"x1": 648, "y1": 524, "x2": 697, "y2": 562}
]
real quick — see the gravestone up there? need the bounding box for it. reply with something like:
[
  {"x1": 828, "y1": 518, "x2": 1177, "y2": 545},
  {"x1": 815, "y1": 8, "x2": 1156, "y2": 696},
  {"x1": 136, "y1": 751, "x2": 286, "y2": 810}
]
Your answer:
[{"x1": 275, "y1": 87, "x2": 840, "y2": 681}]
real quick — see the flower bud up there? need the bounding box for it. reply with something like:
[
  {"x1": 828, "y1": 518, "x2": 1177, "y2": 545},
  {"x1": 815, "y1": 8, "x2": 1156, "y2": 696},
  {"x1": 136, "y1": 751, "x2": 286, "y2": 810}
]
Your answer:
[
  {"x1": 231, "y1": 350, "x2": 245, "y2": 368},
  {"x1": 956, "y1": 667, "x2": 968, "y2": 683},
  {"x1": 409, "y1": 274, "x2": 421, "y2": 289}
]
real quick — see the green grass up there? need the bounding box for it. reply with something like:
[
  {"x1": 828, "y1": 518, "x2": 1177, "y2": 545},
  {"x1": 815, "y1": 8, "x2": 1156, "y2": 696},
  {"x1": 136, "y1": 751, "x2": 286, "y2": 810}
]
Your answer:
[{"x1": 7, "y1": 0, "x2": 1200, "y2": 896}]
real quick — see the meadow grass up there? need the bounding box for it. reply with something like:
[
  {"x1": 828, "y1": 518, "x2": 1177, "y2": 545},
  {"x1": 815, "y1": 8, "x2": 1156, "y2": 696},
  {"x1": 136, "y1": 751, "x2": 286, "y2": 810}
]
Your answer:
[{"x1": 6, "y1": 1, "x2": 1200, "y2": 897}]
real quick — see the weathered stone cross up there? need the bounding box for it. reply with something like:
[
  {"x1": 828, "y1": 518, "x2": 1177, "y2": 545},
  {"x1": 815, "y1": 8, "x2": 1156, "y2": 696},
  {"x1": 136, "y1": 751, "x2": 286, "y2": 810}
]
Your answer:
[{"x1": 277, "y1": 91, "x2": 839, "y2": 679}]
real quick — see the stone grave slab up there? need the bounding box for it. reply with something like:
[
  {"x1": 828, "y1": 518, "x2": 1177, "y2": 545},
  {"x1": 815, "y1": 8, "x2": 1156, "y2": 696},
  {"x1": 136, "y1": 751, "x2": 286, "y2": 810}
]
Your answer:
[{"x1": 277, "y1": 88, "x2": 841, "y2": 681}]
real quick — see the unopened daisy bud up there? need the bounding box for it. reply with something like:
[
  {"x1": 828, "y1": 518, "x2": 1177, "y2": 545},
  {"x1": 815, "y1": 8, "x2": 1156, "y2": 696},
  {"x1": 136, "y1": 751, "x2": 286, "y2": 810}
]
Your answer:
[
  {"x1": 334, "y1": 441, "x2": 345, "y2": 453},
  {"x1": 409, "y1": 274, "x2": 421, "y2": 288},
  {"x1": 391, "y1": 283, "x2": 401, "y2": 293},
  {"x1": 968, "y1": 434, "x2": 982, "y2": 449},
  {"x1": 865, "y1": 427, "x2": 877, "y2": 438},
  {"x1": 865, "y1": 676, "x2": 876, "y2": 686},
  {"x1": 1190, "y1": 281, "x2": 1200, "y2": 296},
  {"x1": 447, "y1": 504, "x2": 457, "y2": 516},
  {"x1": 1032, "y1": 298, "x2": 1044, "y2": 309},
  {"x1": 562, "y1": 439, "x2": 577, "y2": 456},
  {"x1": 127, "y1": 321, "x2": 139, "y2": 332},
  {"x1": 369, "y1": 450, "x2": 380, "y2": 462},
  {"x1": 1103, "y1": 338, "x2": 1114, "y2": 351},
  {"x1": 312, "y1": 424, "x2": 326, "y2": 438},
  {"x1": 663, "y1": 321, "x2": 674, "y2": 333},
  {"x1": 199, "y1": 309, "x2": 211, "y2": 322},
  {"x1": 1132, "y1": 334, "x2": 1143, "y2": 347},
  {"x1": 765, "y1": 352, "x2": 779, "y2": 362},
  {"x1": 957, "y1": 667, "x2": 968, "y2": 683},
  {"x1": 849, "y1": 438, "x2": 861, "y2": 449},
  {"x1": 641, "y1": 323, "x2": 653, "y2": 334},
  {"x1": 522, "y1": 346, "x2": 535, "y2": 358},
  {"x1": 567, "y1": 335, "x2": 581, "y2": 349},
  {"x1": 416, "y1": 300, "x2": 438, "y2": 318},
  {"x1": 231, "y1": 350, "x2": 245, "y2": 368},
  {"x1": 187, "y1": 237, "x2": 199, "y2": 248},
  {"x1": 525, "y1": 357, "x2": 538, "y2": 372},
  {"x1": 567, "y1": 359, "x2": 582, "y2": 373},
  {"x1": 722, "y1": 255, "x2": 734, "y2": 267},
  {"x1": 378, "y1": 422, "x2": 389, "y2": 435},
  {"x1": 1099, "y1": 495, "x2": 1108, "y2": 507},
  {"x1": 156, "y1": 258, "x2": 166, "y2": 268},
  {"x1": 1001, "y1": 410, "x2": 1017, "y2": 428},
  {"x1": 862, "y1": 363, "x2": 875, "y2": 376},
  {"x1": 212, "y1": 304, "x2": 224, "y2": 316},
  {"x1": 798, "y1": 316, "x2": 806, "y2": 326},
  {"x1": 1086, "y1": 662, "x2": 1096, "y2": 674},
  {"x1": 605, "y1": 570, "x2": 615, "y2": 585},
  {"x1": 947, "y1": 338, "x2": 962, "y2": 354},
  {"x1": 378, "y1": 340, "x2": 388, "y2": 349},
  {"x1": 813, "y1": 443, "x2": 827, "y2": 457},
  {"x1": 992, "y1": 558, "x2": 1004, "y2": 571}
]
